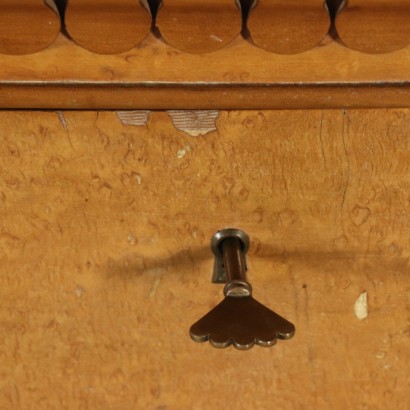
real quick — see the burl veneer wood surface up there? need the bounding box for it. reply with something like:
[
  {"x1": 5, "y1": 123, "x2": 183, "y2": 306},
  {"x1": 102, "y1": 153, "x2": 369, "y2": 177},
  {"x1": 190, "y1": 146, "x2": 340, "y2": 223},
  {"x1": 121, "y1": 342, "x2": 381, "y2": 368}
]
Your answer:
[
  {"x1": 0, "y1": 34, "x2": 410, "y2": 109},
  {"x1": 65, "y1": 0, "x2": 152, "y2": 54},
  {"x1": 0, "y1": 0, "x2": 61, "y2": 55},
  {"x1": 247, "y1": 0, "x2": 331, "y2": 54},
  {"x1": 0, "y1": 109, "x2": 409, "y2": 409},
  {"x1": 156, "y1": 0, "x2": 242, "y2": 53},
  {"x1": 336, "y1": 0, "x2": 410, "y2": 54}
]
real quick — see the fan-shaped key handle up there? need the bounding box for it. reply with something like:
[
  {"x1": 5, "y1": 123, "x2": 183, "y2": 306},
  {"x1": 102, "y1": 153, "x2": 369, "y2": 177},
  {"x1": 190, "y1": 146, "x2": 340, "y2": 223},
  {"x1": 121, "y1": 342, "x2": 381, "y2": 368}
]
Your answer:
[{"x1": 190, "y1": 228, "x2": 295, "y2": 350}]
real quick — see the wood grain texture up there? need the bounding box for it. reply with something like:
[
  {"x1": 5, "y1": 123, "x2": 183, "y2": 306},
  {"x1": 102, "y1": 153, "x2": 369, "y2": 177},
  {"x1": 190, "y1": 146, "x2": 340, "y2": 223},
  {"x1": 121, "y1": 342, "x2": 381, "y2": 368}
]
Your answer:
[
  {"x1": 0, "y1": 34, "x2": 409, "y2": 109},
  {"x1": 0, "y1": 0, "x2": 61, "y2": 55},
  {"x1": 336, "y1": 0, "x2": 410, "y2": 54},
  {"x1": 0, "y1": 109, "x2": 409, "y2": 409},
  {"x1": 247, "y1": 0, "x2": 331, "y2": 54},
  {"x1": 65, "y1": 0, "x2": 152, "y2": 54},
  {"x1": 156, "y1": 0, "x2": 242, "y2": 53}
]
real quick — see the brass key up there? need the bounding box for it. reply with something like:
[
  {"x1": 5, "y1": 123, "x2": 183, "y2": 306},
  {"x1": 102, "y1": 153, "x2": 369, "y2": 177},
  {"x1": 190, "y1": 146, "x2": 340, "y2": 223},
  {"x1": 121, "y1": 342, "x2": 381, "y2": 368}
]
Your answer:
[{"x1": 190, "y1": 229, "x2": 295, "y2": 350}]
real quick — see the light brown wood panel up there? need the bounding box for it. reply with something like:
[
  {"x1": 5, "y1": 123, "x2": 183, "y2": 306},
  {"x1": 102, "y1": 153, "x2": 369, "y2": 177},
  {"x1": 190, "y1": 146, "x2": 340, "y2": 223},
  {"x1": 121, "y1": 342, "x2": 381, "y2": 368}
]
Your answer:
[
  {"x1": 65, "y1": 0, "x2": 152, "y2": 54},
  {"x1": 156, "y1": 0, "x2": 242, "y2": 53},
  {"x1": 247, "y1": 0, "x2": 331, "y2": 54},
  {"x1": 0, "y1": 34, "x2": 409, "y2": 109},
  {"x1": 336, "y1": 0, "x2": 410, "y2": 54},
  {"x1": 0, "y1": 0, "x2": 61, "y2": 55},
  {"x1": 0, "y1": 109, "x2": 409, "y2": 409}
]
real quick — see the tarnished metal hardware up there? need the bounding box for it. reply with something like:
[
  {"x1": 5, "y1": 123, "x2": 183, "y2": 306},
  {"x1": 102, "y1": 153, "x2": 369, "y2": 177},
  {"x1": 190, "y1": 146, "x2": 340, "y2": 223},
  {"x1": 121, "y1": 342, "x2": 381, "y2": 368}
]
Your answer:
[
  {"x1": 190, "y1": 228, "x2": 295, "y2": 350},
  {"x1": 211, "y1": 228, "x2": 250, "y2": 285}
]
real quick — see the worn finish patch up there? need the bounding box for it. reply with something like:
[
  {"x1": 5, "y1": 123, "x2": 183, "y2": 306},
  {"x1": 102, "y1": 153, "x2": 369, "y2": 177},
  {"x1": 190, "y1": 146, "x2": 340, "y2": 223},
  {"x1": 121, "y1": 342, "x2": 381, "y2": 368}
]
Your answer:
[
  {"x1": 354, "y1": 292, "x2": 368, "y2": 320},
  {"x1": 116, "y1": 110, "x2": 150, "y2": 127},
  {"x1": 168, "y1": 110, "x2": 219, "y2": 136},
  {"x1": 56, "y1": 111, "x2": 68, "y2": 131}
]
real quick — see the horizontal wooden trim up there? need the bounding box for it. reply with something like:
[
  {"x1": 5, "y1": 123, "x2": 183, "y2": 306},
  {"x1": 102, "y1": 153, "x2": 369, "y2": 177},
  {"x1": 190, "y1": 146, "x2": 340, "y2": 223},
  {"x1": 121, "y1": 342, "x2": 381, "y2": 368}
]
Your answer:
[
  {"x1": 0, "y1": 34, "x2": 409, "y2": 109},
  {"x1": 1, "y1": 83, "x2": 409, "y2": 110}
]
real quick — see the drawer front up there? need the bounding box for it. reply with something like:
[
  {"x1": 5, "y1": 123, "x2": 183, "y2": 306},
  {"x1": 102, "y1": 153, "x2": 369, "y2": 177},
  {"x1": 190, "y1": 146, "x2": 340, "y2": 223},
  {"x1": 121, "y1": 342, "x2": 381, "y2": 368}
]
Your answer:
[{"x1": 1, "y1": 109, "x2": 409, "y2": 409}]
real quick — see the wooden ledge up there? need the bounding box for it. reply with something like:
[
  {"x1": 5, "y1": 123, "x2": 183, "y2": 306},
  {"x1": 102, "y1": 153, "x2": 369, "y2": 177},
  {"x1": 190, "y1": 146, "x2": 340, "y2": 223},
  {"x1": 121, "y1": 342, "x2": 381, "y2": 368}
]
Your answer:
[{"x1": 0, "y1": 33, "x2": 409, "y2": 109}]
